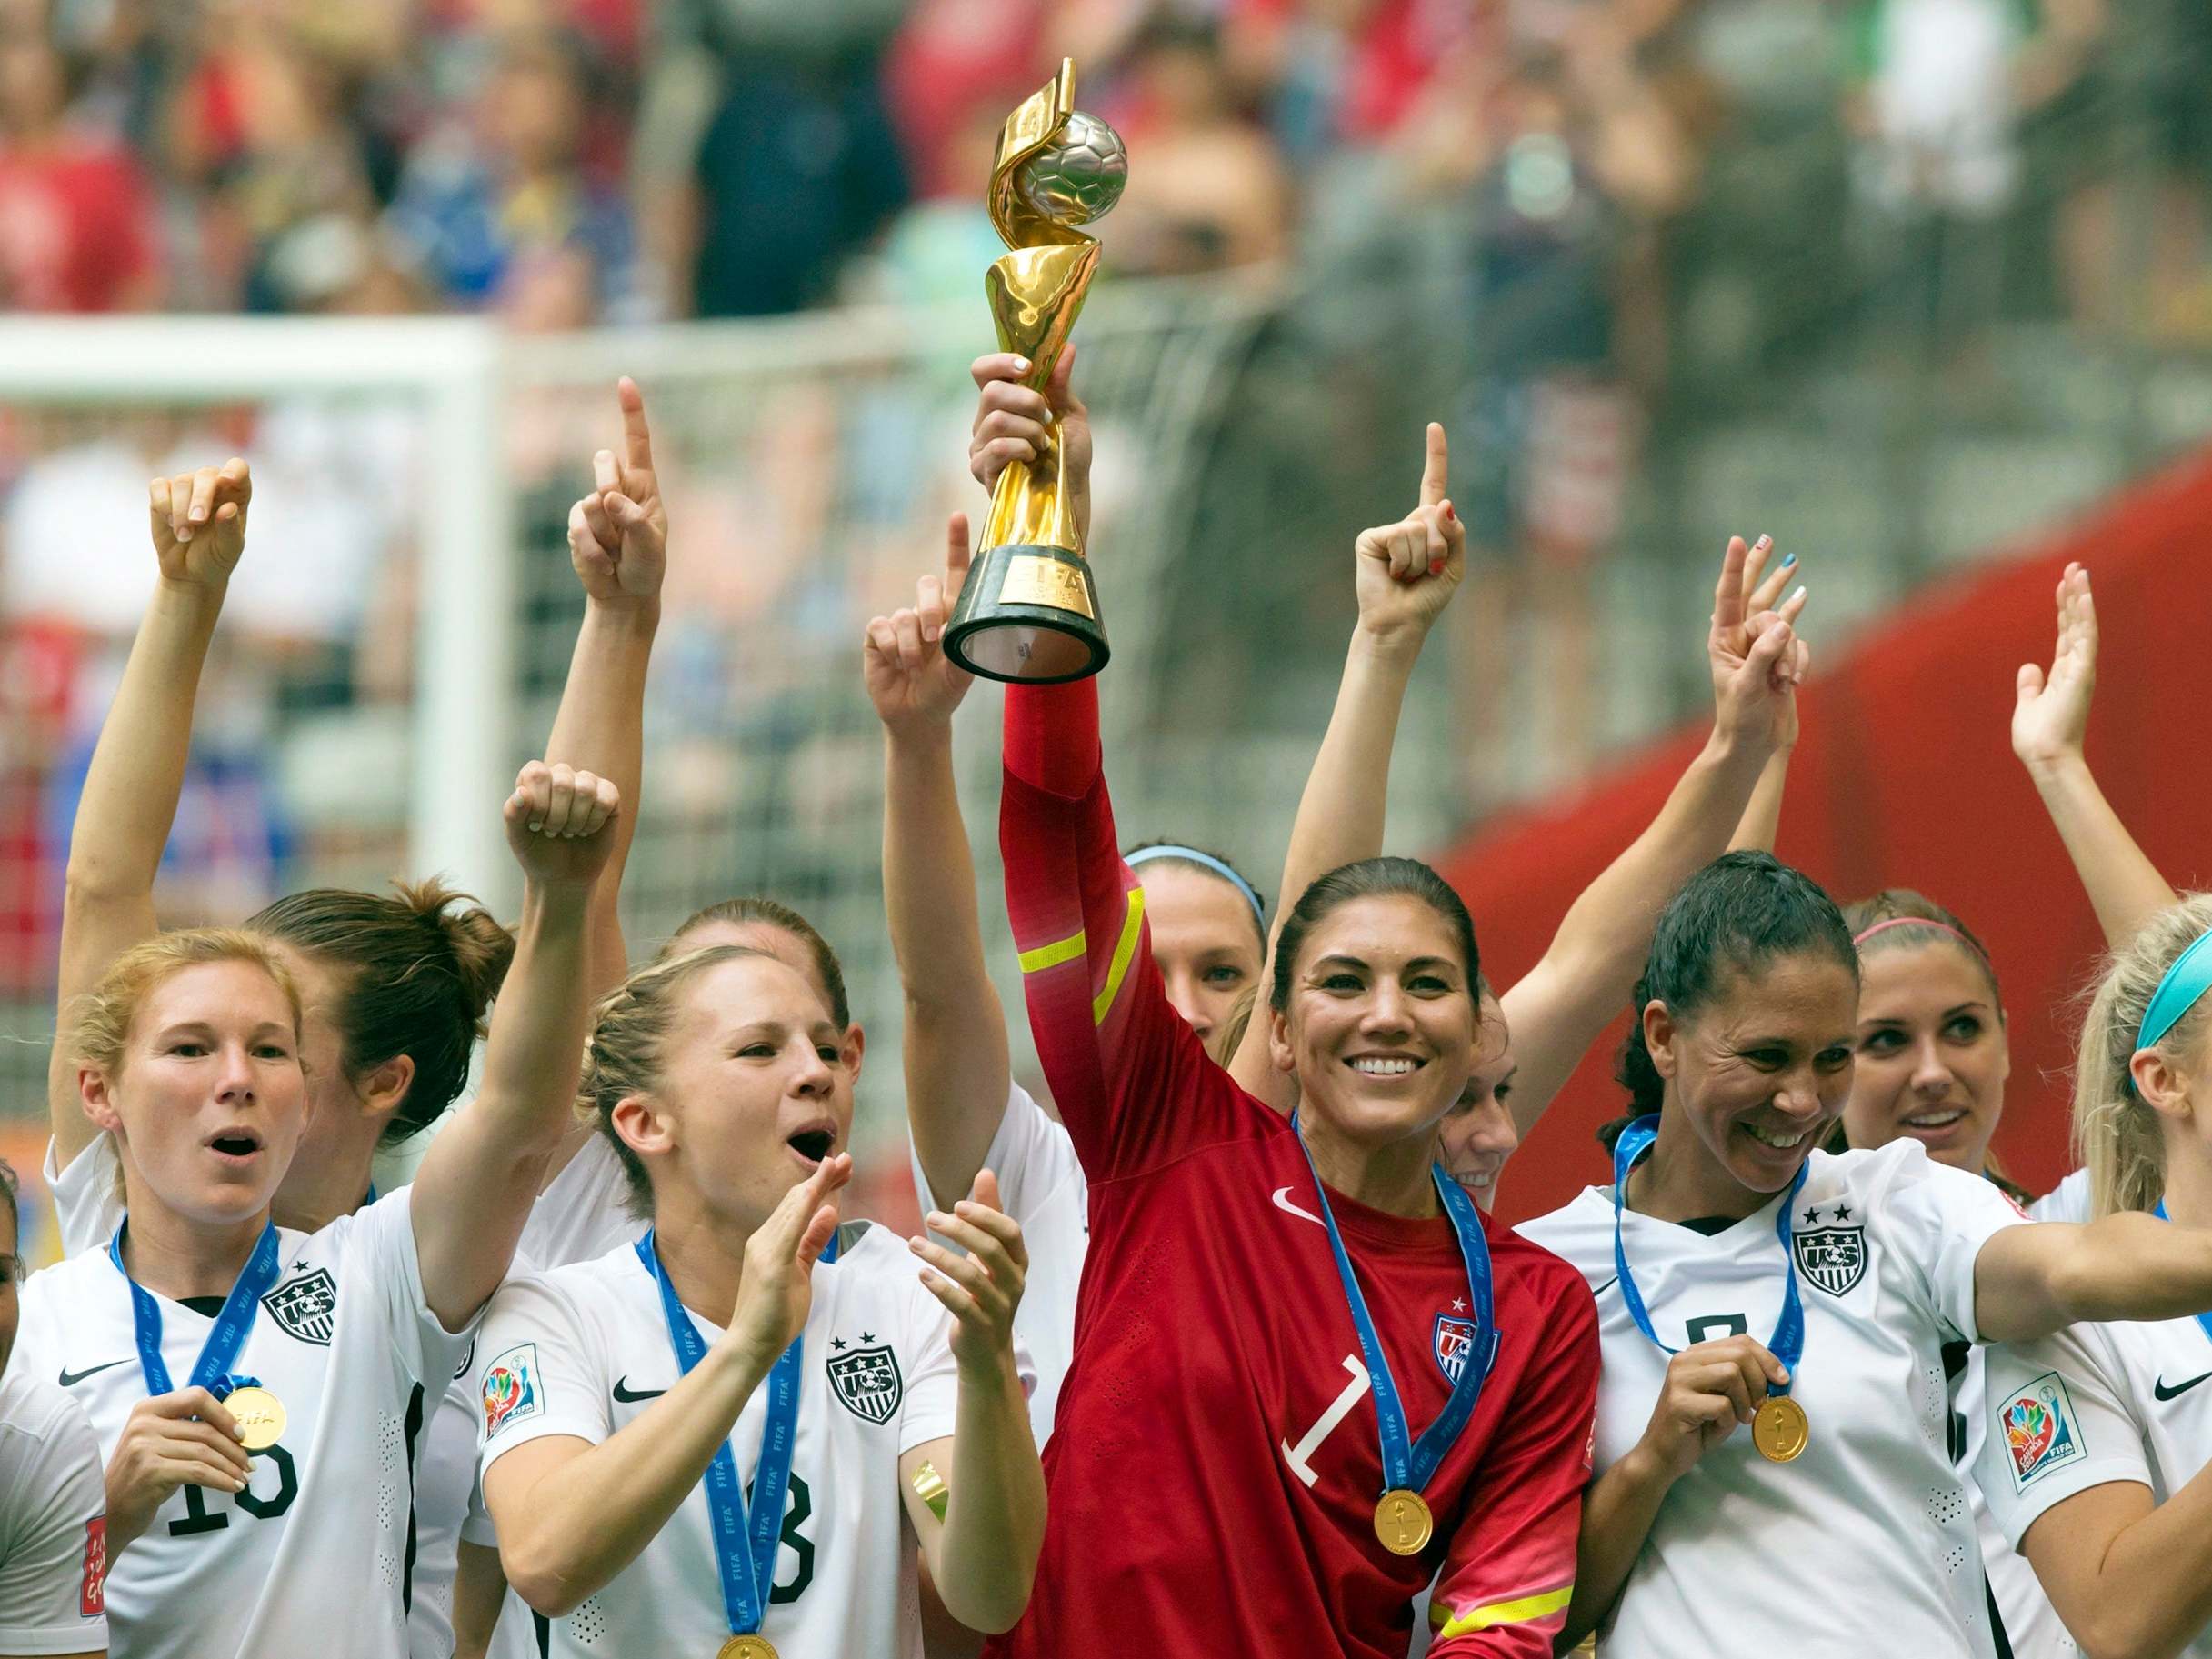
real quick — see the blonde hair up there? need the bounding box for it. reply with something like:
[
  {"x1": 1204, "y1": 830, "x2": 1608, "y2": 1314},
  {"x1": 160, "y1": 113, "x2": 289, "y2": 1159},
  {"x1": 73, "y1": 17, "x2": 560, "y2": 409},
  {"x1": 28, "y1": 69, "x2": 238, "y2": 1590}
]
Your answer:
[
  {"x1": 69, "y1": 929, "x2": 303, "y2": 1081},
  {"x1": 2073, "y1": 893, "x2": 2212, "y2": 1220},
  {"x1": 579, "y1": 944, "x2": 781, "y2": 1215}
]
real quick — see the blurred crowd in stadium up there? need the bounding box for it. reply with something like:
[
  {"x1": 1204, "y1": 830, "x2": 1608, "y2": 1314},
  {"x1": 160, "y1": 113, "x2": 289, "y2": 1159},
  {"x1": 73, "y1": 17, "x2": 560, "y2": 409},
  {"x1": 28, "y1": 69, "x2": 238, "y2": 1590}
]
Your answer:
[
  {"x1": 2, "y1": 0, "x2": 2210, "y2": 1065},
  {"x1": 1, "y1": 0, "x2": 2206, "y2": 332}
]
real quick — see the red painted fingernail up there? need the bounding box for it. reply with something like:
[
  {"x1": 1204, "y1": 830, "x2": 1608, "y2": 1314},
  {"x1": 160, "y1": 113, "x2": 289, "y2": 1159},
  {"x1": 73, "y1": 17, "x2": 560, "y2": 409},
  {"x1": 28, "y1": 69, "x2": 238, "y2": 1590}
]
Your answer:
[
  {"x1": 1442, "y1": 502, "x2": 1456, "y2": 522},
  {"x1": 1430, "y1": 558, "x2": 1445, "y2": 575}
]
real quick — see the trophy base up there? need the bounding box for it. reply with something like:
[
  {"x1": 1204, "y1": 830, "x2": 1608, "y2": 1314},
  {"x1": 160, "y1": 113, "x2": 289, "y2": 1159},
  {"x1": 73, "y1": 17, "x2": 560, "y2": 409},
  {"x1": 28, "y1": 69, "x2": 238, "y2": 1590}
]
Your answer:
[{"x1": 944, "y1": 543, "x2": 1109, "y2": 685}]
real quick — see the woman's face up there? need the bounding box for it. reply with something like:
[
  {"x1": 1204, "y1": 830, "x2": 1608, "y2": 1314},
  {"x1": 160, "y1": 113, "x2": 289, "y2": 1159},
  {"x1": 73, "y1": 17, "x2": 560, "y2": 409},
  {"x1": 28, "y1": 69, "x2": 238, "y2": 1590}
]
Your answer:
[
  {"x1": 1269, "y1": 894, "x2": 1487, "y2": 1153},
  {"x1": 1138, "y1": 864, "x2": 1265, "y2": 1050},
  {"x1": 85, "y1": 961, "x2": 308, "y2": 1228},
  {"x1": 621, "y1": 955, "x2": 852, "y2": 1232},
  {"x1": 669, "y1": 919, "x2": 865, "y2": 1089},
  {"x1": 1647, "y1": 952, "x2": 1858, "y2": 1194},
  {"x1": 1845, "y1": 941, "x2": 2008, "y2": 1174},
  {"x1": 1436, "y1": 997, "x2": 1517, "y2": 1200}
]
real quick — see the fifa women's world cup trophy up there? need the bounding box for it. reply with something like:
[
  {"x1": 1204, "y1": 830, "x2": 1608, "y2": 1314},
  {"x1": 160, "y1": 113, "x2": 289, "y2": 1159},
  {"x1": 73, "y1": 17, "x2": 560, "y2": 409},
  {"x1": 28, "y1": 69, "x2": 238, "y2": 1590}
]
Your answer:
[{"x1": 942, "y1": 59, "x2": 1128, "y2": 684}]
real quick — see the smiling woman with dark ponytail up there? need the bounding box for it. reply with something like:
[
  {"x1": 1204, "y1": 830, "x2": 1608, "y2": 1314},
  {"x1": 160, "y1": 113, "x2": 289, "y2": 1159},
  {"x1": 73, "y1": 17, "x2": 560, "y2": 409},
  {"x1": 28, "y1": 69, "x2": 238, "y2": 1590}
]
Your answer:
[{"x1": 1522, "y1": 852, "x2": 2212, "y2": 1658}]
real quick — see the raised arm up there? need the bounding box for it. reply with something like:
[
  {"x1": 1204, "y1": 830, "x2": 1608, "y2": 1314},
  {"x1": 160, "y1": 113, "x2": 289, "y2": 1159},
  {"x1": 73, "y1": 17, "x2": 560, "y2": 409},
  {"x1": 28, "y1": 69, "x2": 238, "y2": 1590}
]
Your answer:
[
  {"x1": 1225, "y1": 423, "x2": 1465, "y2": 1104},
  {"x1": 2011, "y1": 561, "x2": 2175, "y2": 949},
  {"x1": 546, "y1": 376, "x2": 666, "y2": 997},
  {"x1": 871, "y1": 515, "x2": 1013, "y2": 1209},
  {"x1": 49, "y1": 460, "x2": 252, "y2": 1171},
  {"x1": 408, "y1": 761, "x2": 621, "y2": 1331},
  {"x1": 1499, "y1": 538, "x2": 1807, "y2": 1141}
]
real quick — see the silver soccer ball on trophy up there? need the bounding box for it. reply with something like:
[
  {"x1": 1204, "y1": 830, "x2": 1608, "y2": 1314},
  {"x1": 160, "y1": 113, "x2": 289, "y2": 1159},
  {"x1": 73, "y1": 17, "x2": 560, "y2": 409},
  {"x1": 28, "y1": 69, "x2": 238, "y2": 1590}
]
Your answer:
[{"x1": 1015, "y1": 110, "x2": 1129, "y2": 227}]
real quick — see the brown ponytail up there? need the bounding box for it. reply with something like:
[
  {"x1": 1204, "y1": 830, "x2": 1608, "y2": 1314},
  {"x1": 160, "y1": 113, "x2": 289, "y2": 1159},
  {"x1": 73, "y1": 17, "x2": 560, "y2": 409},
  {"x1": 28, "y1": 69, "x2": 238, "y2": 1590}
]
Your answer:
[{"x1": 246, "y1": 879, "x2": 517, "y2": 1143}]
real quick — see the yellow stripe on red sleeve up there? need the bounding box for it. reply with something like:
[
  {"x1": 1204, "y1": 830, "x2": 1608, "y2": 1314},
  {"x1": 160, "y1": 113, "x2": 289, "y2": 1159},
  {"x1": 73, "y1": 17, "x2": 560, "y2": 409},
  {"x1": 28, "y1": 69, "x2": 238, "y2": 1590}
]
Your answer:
[
  {"x1": 1430, "y1": 1584, "x2": 1574, "y2": 1638},
  {"x1": 1090, "y1": 887, "x2": 1146, "y2": 1026}
]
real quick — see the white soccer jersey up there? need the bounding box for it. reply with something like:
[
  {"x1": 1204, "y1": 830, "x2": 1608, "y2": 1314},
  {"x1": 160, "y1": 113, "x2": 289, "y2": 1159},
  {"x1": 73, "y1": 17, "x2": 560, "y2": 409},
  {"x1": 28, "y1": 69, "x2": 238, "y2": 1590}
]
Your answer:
[
  {"x1": 1972, "y1": 1311, "x2": 2212, "y2": 1659},
  {"x1": 1951, "y1": 1179, "x2": 2097, "y2": 1659},
  {"x1": 11, "y1": 1189, "x2": 474, "y2": 1659},
  {"x1": 0, "y1": 1367, "x2": 108, "y2": 1655},
  {"x1": 475, "y1": 1221, "x2": 959, "y2": 1658},
  {"x1": 908, "y1": 1081, "x2": 1084, "y2": 1445},
  {"x1": 1516, "y1": 1138, "x2": 2027, "y2": 1659},
  {"x1": 45, "y1": 1124, "x2": 642, "y2": 1659},
  {"x1": 411, "y1": 1134, "x2": 642, "y2": 1659},
  {"x1": 44, "y1": 1135, "x2": 120, "y2": 1261}
]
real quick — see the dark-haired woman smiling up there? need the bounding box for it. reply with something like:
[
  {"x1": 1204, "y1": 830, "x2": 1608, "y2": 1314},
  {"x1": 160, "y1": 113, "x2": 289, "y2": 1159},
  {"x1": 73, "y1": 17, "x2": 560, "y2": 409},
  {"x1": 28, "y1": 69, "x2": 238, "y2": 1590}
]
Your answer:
[{"x1": 1521, "y1": 852, "x2": 2212, "y2": 1657}]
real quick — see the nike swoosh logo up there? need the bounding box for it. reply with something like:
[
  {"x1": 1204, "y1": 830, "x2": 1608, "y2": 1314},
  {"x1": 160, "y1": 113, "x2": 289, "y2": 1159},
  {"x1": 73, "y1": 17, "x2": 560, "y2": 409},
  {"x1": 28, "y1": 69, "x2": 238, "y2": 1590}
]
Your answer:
[
  {"x1": 1271, "y1": 1187, "x2": 1325, "y2": 1228},
  {"x1": 58, "y1": 1359, "x2": 131, "y2": 1387},
  {"x1": 612, "y1": 1377, "x2": 666, "y2": 1403},
  {"x1": 2155, "y1": 1371, "x2": 2212, "y2": 1401}
]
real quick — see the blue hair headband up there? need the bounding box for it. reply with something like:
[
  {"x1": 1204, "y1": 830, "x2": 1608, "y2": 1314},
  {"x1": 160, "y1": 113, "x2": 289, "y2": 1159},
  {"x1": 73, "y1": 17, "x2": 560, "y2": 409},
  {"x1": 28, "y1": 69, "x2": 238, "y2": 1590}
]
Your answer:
[
  {"x1": 1126, "y1": 844, "x2": 1266, "y2": 928},
  {"x1": 2138, "y1": 927, "x2": 2212, "y2": 1058}
]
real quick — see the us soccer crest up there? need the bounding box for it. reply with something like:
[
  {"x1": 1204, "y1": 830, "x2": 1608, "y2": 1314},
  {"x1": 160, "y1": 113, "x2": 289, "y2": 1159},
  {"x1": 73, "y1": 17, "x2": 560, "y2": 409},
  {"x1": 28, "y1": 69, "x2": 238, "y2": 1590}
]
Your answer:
[
  {"x1": 1432, "y1": 1314, "x2": 1498, "y2": 1386},
  {"x1": 2000, "y1": 1373, "x2": 2086, "y2": 1492},
  {"x1": 262, "y1": 1268, "x2": 339, "y2": 1345},
  {"x1": 827, "y1": 1344, "x2": 904, "y2": 1424},
  {"x1": 1793, "y1": 1214, "x2": 1867, "y2": 1298}
]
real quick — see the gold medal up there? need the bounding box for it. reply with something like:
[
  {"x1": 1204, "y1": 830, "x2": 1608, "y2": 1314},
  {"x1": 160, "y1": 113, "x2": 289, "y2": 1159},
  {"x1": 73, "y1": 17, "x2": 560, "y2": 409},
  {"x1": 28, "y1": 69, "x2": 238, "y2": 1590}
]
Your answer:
[
  {"x1": 718, "y1": 1638, "x2": 777, "y2": 1659},
  {"x1": 1374, "y1": 1488, "x2": 1434, "y2": 1555},
  {"x1": 1753, "y1": 1395, "x2": 1810, "y2": 1464},
  {"x1": 224, "y1": 1386, "x2": 286, "y2": 1452}
]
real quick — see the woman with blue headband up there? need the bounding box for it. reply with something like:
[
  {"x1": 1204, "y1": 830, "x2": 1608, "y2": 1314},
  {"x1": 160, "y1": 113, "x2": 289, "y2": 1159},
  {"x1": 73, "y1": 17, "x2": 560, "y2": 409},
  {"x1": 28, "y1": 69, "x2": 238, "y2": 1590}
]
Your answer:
[{"x1": 1963, "y1": 894, "x2": 2212, "y2": 1659}]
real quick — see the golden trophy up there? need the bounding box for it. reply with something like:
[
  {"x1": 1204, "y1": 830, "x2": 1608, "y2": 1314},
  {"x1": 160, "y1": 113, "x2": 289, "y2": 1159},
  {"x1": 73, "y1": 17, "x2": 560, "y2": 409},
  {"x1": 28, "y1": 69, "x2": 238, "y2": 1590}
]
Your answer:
[{"x1": 943, "y1": 59, "x2": 1126, "y2": 684}]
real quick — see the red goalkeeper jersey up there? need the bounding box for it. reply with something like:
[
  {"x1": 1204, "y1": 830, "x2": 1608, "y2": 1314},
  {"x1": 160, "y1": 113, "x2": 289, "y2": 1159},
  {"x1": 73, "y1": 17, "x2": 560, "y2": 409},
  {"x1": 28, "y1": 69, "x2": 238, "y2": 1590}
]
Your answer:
[{"x1": 985, "y1": 680, "x2": 1600, "y2": 1659}]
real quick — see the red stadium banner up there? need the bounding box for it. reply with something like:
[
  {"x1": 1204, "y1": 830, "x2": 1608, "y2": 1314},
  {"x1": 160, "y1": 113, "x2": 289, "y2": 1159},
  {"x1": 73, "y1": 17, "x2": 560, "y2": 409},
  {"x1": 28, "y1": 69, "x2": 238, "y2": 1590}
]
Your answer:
[{"x1": 1447, "y1": 446, "x2": 2212, "y2": 1225}]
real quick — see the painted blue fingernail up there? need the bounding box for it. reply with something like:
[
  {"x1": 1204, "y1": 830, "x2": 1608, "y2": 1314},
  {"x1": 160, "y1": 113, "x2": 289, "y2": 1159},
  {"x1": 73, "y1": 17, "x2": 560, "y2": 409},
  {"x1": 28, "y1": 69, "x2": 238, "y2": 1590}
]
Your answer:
[{"x1": 1781, "y1": 553, "x2": 1797, "y2": 567}]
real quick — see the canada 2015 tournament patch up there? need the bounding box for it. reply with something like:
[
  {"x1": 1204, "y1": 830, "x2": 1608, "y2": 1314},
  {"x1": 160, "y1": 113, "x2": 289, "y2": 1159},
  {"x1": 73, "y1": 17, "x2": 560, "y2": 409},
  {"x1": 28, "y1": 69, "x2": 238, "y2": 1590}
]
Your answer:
[
  {"x1": 1999, "y1": 1372, "x2": 2087, "y2": 1493},
  {"x1": 481, "y1": 1344, "x2": 545, "y2": 1439}
]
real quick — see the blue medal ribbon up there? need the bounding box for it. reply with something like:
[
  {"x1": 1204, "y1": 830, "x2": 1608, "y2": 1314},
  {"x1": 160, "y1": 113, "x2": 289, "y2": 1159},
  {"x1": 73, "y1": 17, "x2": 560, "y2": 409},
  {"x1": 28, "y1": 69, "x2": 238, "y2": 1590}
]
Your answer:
[
  {"x1": 107, "y1": 1219, "x2": 282, "y2": 1401},
  {"x1": 634, "y1": 1224, "x2": 839, "y2": 1644},
  {"x1": 1289, "y1": 1114, "x2": 1498, "y2": 1503},
  {"x1": 1610, "y1": 1115, "x2": 1807, "y2": 1385},
  {"x1": 2149, "y1": 1203, "x2": 2212, "y2": 1350}
]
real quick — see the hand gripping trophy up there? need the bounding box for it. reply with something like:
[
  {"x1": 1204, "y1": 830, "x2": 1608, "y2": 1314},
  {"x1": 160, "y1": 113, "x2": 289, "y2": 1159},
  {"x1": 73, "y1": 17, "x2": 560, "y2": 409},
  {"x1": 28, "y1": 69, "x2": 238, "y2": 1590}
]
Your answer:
[{"x1": 942, "y1": 60, "x2": 1127, "y2": 684}]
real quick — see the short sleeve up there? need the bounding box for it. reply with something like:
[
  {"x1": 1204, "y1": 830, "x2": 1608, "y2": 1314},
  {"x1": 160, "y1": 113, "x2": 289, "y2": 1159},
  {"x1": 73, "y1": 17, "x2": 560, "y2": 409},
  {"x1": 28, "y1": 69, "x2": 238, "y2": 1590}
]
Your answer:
[
  {"x1": 911, "y1": 1083, "x2": 1079, "y2": 1222},
  {"x1": 1865, "y1": 1141, "x2": 2028, "y2": 1344},
  {"x1": 44, "y1": 1133, "x2": 122, "y2": 1259},
  {"x1": 2029, "y1": 1169, "x2": 2092, "y2": 1224},
  {"x1": 1973, "y1": 1326, "x2": 2149, "y2": 1549},
  {"x1": 896, "y1": 1281, "x2": 962, "y2": 1457},
  {"x1": 345, "y1": 1185, "x2": 479, "y2": 1384},
  {"x1": 0, "y1": 1394, "x2": 109, "y2": 1654},
  {"x1": 475, "y1": 1274, "x2": 614, "y2": 1475}
]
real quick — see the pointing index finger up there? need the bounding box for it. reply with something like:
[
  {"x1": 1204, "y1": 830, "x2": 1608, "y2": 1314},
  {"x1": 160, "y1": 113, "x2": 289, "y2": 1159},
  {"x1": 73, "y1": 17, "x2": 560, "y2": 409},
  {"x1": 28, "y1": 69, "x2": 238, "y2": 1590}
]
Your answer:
[
  {"x1": 1418, "y1": 422, "x2": 1449, "y2": 508},
  {"x1": 616, "y1": 377, "x2": 655, "y2": 476}
]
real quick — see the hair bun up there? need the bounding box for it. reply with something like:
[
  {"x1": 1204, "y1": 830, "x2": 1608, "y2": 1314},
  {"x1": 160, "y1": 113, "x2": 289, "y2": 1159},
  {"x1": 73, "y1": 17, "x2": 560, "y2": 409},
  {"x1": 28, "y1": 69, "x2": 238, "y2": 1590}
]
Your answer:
[{"x1": 395, "y1": 877, "x2": 516, "y2": 1020}]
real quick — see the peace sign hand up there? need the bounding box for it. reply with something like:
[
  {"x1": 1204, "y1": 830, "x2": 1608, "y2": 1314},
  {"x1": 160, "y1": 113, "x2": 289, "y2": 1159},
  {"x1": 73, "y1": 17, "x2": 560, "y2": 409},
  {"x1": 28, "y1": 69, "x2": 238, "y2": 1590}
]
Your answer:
[
  {"x1": 864, "y1": 515, "x2": 976, "y2": 735},
  {"x1": 1352, "y1": 422, "x2": 1465, "y2": 646},
  {"x1": 567, "y1": 377, "x2": 667, "y2": 609},
  {"x1": 149, "y1": 459, "x2": 252, "y2": 589},
  {"x1": 2012, "y1": 562, "x2": 2096, "y2": 773},
  {"x1": 1708, "y1": 535, "x2": 1809, "y2": 755}
]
